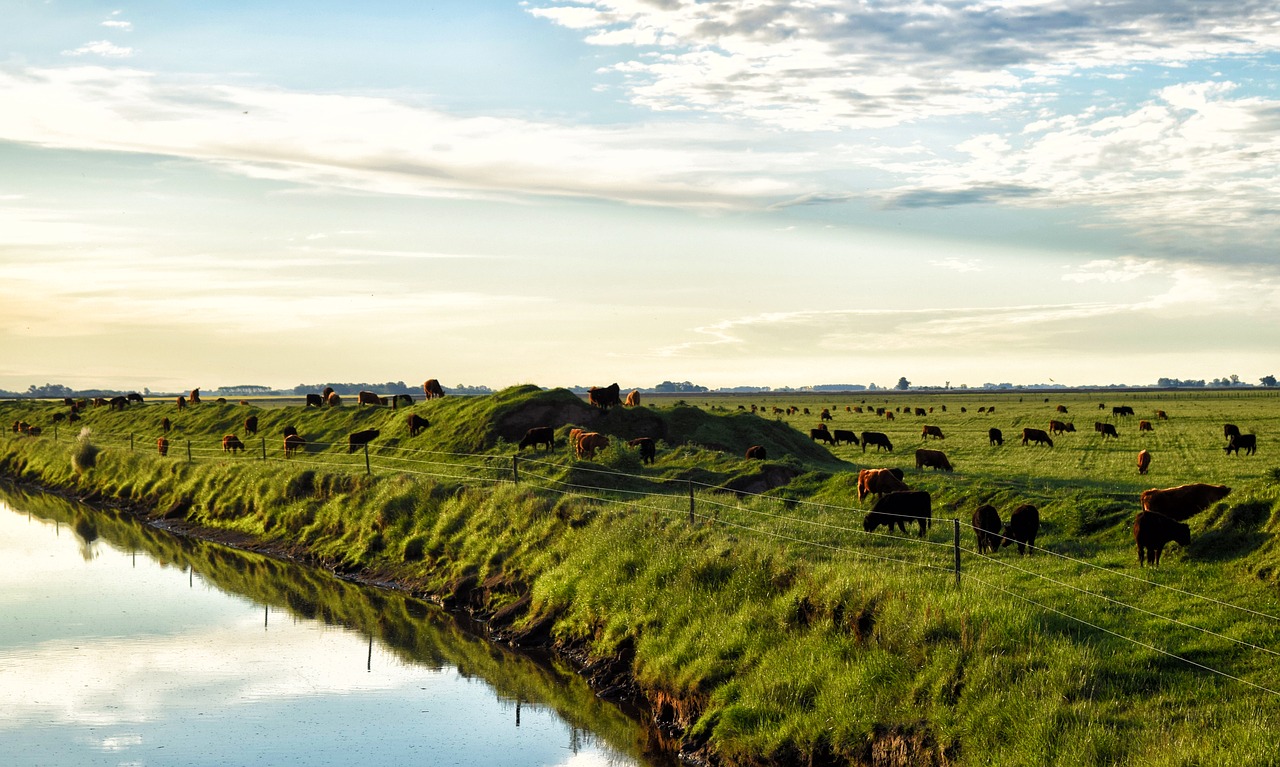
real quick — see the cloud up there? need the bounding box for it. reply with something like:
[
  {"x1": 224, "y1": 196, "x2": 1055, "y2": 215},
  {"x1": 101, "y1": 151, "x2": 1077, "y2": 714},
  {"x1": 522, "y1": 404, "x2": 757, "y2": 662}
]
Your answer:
[
  {"x1": 886, "y1": 183, "x2": 1041, "y2": 209},
  {"x1": 61, "y1": 41, "x2": 134, "y2": 58}
]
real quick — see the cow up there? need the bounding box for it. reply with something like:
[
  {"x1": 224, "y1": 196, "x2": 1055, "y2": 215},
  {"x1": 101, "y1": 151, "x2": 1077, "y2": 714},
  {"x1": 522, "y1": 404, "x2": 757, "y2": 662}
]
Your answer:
[
  {"x1": 284, "y1": 434, "x2": 306, "y2": 458},
  {"x1": 1137, "y1": 449, "x2": 1152, "y2": 475},
  {"x1": 568, "y1": 428, "x2": 583, "y2": 452},
  {"x1": 1048, "y1": 420, "x2": 1075, "y2": 435},
  {"x1": 624, "y1": 389, "x2": 641, "y2": 407},
  {"x1": 576, "y1": 432, "x2": 609, "y2": 459},
  {"x1": 745, "y1": 445, "x2": 767, "y2": 460},
  {"x1": 161, "y1": 417, "x2": 171, "y2": 433},
  {"x1": 588, "y1": 383, "x2": 622, "y2": 410},
  {"x1": 215, "y1": 398, "x2": 227, "y2": 404},
  {"x1": 157, "y1": 436, "x2": 169, "y2": 457},
  {"x1": 239, "y1": 400, "x2": 251, "y2": 406},
  {"x1": 1225, "y1": 433, "x2": 1257, "y2": 456},
  {"x1": 1139, "y1": 484, "x2": 1231, "y2": 521},
  {"x1": 282, "y1": 425, "x2": 298, "y2": 438},
  {"x1": 860, "y1": 431, "x2": 894, "y2": 453},
  {"x1": 885, "y1": 411, "x2": 895, "y2": 420},
  {"x1": 1000, "y1": 504, "x2": 1040, "y2": 556},
  {"x1": 327, "y1": 392, "x2": 342, "y2": 407},
  {"x1": 972, "y1": 504, "x2": 1002, "y2": 555},
  {"x1": 864, "y1": 491, "x2": 931, "y2": 537},
  {"x1": 125, "y1": 392, "x2": 143, "y2": 404},
  {"x1": 221, "y1": 434, "x2": 245, "y2": 454},
  {"x1": 189, "y1": 388, "x2": 201, "y2": 404},
  {"x1": 109, "y1": 395, "x2": 129, "y2": 411},
  {"x1": 809, "y1": 428, "x2": 835, "y2": 445},
  {"x1": 93, "y1": 397, "x2": 107, "y2": 407},
  {"x1": 1056, "y1": 404, "x2": 1068, "y2": 413},
  {"x1": 392, "y1": 394, "x2": 414, "y2": 408},
  {"x1": 1138, "y1": 420, "x2": 1153, "y2": 432},
  {"x1": 977, "y1": 407, "x2": 986, "y2": 413},
  {"x1": 407, "y1": 413, "x2": 430, "y2": 437},
  {"x1": 832, "y1": 429, "x2": 859, "y2": 446},
  {"x1": 1133, "y1": 511, "x2": 1191, "y2": 567},
  {"x1": 347, "y1": 429, "x2": 380, "y2": 454},
  {"x1": 627, "y1": 437, "x2": 656, "y2": 465},
  {"x1": 357, "y1": 390, "x2": 382, "y2": 406},
  {"x1": 915, "y1": 448, "x2": 953, "y2": 472},
  {"x1": 68, "y1": 412, "x2": 80, "y2": 424},
  {"x1": 305, "y1": 393, "x2": 324, "y2": 408},
  {"x1": 1112, "y1": 405, "x2": 1134, "y2": 417},
  {"x1": 920, "y1": 425, "x2": 944, "y2": 441},
  {"x1": 1156, "y1": 410, "x2": 1168, "y2": 420},
  {"x1": 857, "y1": 468, "x2": 909, "y2": 502},
  {"x1": 989, "y1": 428, "x2": 1003, "y2": 446},
  {"x1": 1224, "y1": 423, "x2": 1241, "y2": 441},
  {"x1": 914, "y1": 407, "x2": 927, "y2": 417},
  {"x1": 52, "y1": 412, "x2": 66, "y2": 423},
  {"x1": 244, "y1": 415, "x2": 258, "y2": 436},
  {"x1": 1021, "y1": 428, "x2": 1054, "y2": 447},
  {"x1": 517, "y1": 426, "x2": 554, "y2": 451},
  {"x1": 423, "y1": 379, "x2": 445, "y2": 400},
  {"x1": 1097, "y1": 423, "x2": 1119, "y2": 439},
  {"x1": 322, "y1": 386, "x2": 335, "y2": 401},
  {"x1": 820, "y1": 408, "x2": 833, "y2": 421},
  {"x1": 176, "y1": 395, "x2": 186, "y2": 410}
]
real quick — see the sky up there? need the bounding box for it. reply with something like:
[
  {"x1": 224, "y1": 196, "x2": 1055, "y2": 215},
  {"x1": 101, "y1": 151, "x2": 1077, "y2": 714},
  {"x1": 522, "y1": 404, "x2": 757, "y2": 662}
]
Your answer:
[{"x1": 1, "y1": 1, "x2": 1278, "y2": 392}]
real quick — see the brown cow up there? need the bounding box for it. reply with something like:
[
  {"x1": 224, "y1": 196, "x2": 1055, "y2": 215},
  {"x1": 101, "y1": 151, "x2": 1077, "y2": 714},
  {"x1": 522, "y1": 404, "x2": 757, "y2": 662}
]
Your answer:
[
  {"x1": 189, "y1": 388, "x2": 201, "y2": 404},
  {"x1": 284, "y1": 434, "x2": 306, "y2": 458},
  {"x1": 915, "y1": 448, "x2": 953, "y2": 472},
  {"x1": 745, "y1": 445, "x2": 767, "y2": 460},
  {"x1": 972, "y1": 504, "x2": 1002, "y2": 555},
  {"x1": 322, "y1": 386, "x2": 335, "y2": 401},
  {"x1": 1056, "y1": 404, "x2": 1068, "y2": 413},
  {"x1": 239, "y1": 400, "x2": 250, "y2": 406},
  {"x1": 1048, "y1": 420, "x2": 1075, "y2": 435},
  {"x1": 157, "y1": 436, "x2": 169, "y2": 457},
  {"x1": 1138, "y1": 420, "x2": 1153, "y2": 432},
  {"x1": 221, "y1": 434, "x2": 245, "y2": 454},
  {"x1": 587, "y1": 383, "x2": 622, "y2": 410},
  {"x1": 161, "y1": 417, "x2": 172, "y2": 433},
  {"x1": 244, "y1": 415, "x2": 258, "y2": 436},
  {"x1": 576, "y1": 432, "x2": 609, "y2": 459},
  {"x1": 627, "y1": 437, "x2": 656, "y2": 464},
  {"x1": 1137, "y1": 449, "x2": 1152, "y2": 475},
  {"x1": 857, "y1": 468, "x2": 909, "y2": 502},
  {"x1": 347, "y1": 429, "x2": 380, "y2": 454},
  {"x1": 568, "y1": 428, "x2": 583, "y2": 452},
  {"x1": 423, "y1": 379, "x2": 445, "y2": 400},
  {"x1": 1156, "y1": 410, "x2": 1168, "y2": 420},
  {"x1": 176, "y1": 395, "x2": 186, "y2": 410},
  {"x1": 1139, "y1": 484, "x2": 1231, "y2": 521},
  {"x1": 920, "y1": 425, "x2": 944, "y2": 440},
  {"x1": 624, "y1": 389, "x2": 641, "y2": 407},
  {"x1": 407, "y1": 413, "x2": 430, "y2": 437},
  {"x1": 327, "y1": 392, "x2": 342, "y2": 407},
  {"x1": 1021, "y1": 428, "x2": 1053, "y2": 447},
  {"x1": 357, "y1": 390, "x2": 382, "y2": 406},
  {"x1": 1133, "y1": 511, "x2": 1191, "y2": 567}
]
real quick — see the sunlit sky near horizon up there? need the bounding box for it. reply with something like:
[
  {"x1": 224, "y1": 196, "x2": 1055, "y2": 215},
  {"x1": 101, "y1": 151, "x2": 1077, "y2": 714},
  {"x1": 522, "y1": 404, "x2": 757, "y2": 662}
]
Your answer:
[{"x1": 2, "y1": 1, "x2": 1278, "y2": 392}]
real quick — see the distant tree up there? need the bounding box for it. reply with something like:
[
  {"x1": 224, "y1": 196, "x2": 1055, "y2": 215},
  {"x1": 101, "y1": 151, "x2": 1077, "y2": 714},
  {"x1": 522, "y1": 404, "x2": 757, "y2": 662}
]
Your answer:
[
  {"x1": 895, "y1": 377, "x2": 910, "y2": 391},
  {"x1": 1262, "y1": 375, "x2": 1277, "y2": 387}
]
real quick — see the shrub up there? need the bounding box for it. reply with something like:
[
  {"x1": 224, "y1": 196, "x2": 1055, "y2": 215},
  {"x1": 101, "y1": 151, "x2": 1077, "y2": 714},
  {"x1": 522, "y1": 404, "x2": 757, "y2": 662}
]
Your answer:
[{"x1": 71, "y1": 428, "x2": 99, "y2": 475}]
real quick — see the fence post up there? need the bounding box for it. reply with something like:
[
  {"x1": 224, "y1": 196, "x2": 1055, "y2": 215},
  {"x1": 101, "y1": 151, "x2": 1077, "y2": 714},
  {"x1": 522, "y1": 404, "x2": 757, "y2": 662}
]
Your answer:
[
  {"x1": 688, "y1": 480, "x2": 695, "y2": 526},
  {"x1": 512, "y1": 455, "x2": 519, "y2": 485},
  {"x1": 953, "y1": 518, "x2": 961, "y2": 587},
  {"x1": 261, "y1": 437, "x2": 266, "y2": 461},
  {"x1": 187, "y1": 439, "x2": 192, "y2": 463},
  {"x1": 364, "y1": 442, "x2": 371, "y2": 475}
]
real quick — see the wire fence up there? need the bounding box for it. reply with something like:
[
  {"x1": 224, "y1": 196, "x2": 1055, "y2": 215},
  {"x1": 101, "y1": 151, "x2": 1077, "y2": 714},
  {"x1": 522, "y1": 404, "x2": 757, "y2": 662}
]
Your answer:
[{"x1": 11, "y1": 424, "x2": 1280, "y2": 698}]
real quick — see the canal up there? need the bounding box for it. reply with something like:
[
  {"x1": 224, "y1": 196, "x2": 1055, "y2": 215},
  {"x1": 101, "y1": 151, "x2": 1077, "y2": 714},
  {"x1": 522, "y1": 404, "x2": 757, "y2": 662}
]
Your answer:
[{"x1": 0, "y1": 485, "x2": 662, "y2": 766}]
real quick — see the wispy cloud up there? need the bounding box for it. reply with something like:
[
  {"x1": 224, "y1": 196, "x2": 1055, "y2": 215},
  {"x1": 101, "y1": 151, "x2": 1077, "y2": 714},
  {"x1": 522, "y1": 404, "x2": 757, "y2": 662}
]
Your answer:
[{"x1": 61, "y1": 41, "x2": 134, "y2": 58}]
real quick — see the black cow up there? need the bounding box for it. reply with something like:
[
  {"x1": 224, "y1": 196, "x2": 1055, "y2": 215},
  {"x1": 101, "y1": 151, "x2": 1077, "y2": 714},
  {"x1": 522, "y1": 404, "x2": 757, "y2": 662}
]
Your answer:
[
  {"x1": 1133, "y1": 511, "x2": 1190, "y2": 567},
  {"x1": 244, "y1": 415, "x2": 258, "y2": 436},
  {"x1": 305, "y1": 393, "x2": 323, "y2": 408},
  {"x1": 745, "y1": 445, "x2": 767, "y2": 460},
  {"x1": 988, "y1": 427, "x2": 1003, "y2": 446},
  {"x1": 1097, "y1": 422, "x2": 1119, "y2": 439},
  {"x1": 860, "y1": 431, "x2": 894, "y2": 452},
  {"x1": 517, "y1": 426, "x2": 554, "y2": 451},
  {"x1": 407, "y1": 413, "x2": 430, "y2": 437},
  {"x1": 1000, "y1": 504, "x2": 1040, "y2": 555},
  {"x1": 831, "y1": 429, "x2": 859, "y2": 446},
  {"x1": 863, "y1": 491, "x2": 931, "y2": 538},
  {"x1": 627, "y1": 436, "x2": 656, "y2": 464},
  {"x1": 1112, "y1": 405, "x2": 1135, "y2": 417},
  {"x1": 1021, "y1": 428, "x2": 1054, "y2": 447},
  {"x1": 588, "y1": 383, "x2": 622, "y2": 410},
  {"x1": 1224, "y1": 423, "x2": 1241, "y2": 440},
  {"x1": 1224, "y1": 433, "x2": 1256, "y2": 456},
  {"x1": 347, "y1": 429, "x2": 380, "y2": 454},
  {"x1": 809, "y1": 428, "x2": 835, "y2": 445},
  {"x1": 972, "y1": 504, "x2": 1002, "y2": 555}
]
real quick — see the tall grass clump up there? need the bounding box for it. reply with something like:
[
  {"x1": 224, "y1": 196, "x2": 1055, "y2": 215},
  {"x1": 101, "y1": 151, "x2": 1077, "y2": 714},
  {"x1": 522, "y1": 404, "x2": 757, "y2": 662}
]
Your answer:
[{"x1": 71, "y1": 428, "x2": 99, "y2": 475}]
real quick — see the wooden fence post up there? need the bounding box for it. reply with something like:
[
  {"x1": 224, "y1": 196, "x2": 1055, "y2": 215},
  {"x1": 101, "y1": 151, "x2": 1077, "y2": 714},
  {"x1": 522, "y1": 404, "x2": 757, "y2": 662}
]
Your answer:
[
  {"x1": 364, "y1": 442, "x2": 371, "y2": 475},
  {"x1": 186, "y1": 439, "x2": 192, "y2": 463},
  {"x1": 953, "y1": 518, "x2": 961, "y2": 588}
]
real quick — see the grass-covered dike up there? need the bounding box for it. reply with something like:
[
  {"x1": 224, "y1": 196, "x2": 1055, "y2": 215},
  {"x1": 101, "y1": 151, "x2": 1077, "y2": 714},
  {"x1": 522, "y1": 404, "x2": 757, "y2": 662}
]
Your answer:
[{"x1": 4, "y1": 385, "x2": 1280, "y2": 766}]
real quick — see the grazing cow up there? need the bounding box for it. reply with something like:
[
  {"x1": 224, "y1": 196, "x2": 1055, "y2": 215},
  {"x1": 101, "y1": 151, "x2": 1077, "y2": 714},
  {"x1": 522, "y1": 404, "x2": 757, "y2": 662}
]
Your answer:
[
  {"x1": 1097, "y1": 423, "x2": 1119, "y2": 439},
  {"x1": 284, "y1": 434, "x2": 306, "y2": 458},
  {"x1": 322, "y1": 386, "x2": 335, "y2": 401},
  {"x1": 92, "y1": 397, "x2": 107, "y2": 407},
  {"x1": 127, "y1": 392, "x2": 144, "y2": 404},
  {"x1": 861, "y1": 431, "x2": 894, "y2": 453},
  {"x1": 189, "y1": 388, "x2": 201, "y2": 404},
  {"x1": 1112, "y1": 405, "x2": 1134, "y2": 417},
  {"x1": 306, "y1": 393, "x2": 323, "y2": 407},
  {"x1": 576, "y1": 432, "x2": 609, "y2": 459},
  {"x1": 221, "y1": 434, "x2": 245, "y2": 454},
  {"x1": 1048, "y1": 420, "x2": 1075, "y2": 435},
  {"x1": 176, "y1": 395, "x2": 186, "y2": 410},
  {"x1": 357, "y1": 390, "x2": 382, "y2": 406},
  {"x1": 407, "y1": 413, "x2": 430, "y2": 437},
  {"x1": 915, "y1": 408, "x2": 927, "y2": 417},
  {"x1": 1133, "y1": 511, "x2": 1191, "y2": 567},
  {"x1": 1135, "y1": 448, "x2": 1153, "y2": 474},
  {"x1": 809, "y1": 428, "x2": 835, "y2": 445},
  {"x1": 977, "y1": 407, "x2": 986, "y2": 413},
  {"x1": 392, "y1": 394, "x2": 414, "y2": 408},
  {"x1": 1138, "y1": 420, "x2": 1153, "y2": 432},
  {"x1": 864, "y1": 491, "x2": 931, "y2": 537},
  {"x1": 1225, "y1": 433, "x2": 1257, "y2": 456},
  {"x1": 1140, "y1": 484, "x2": 1231, "y2": 521},
  {"x1": 972, "y1": 504, "x2": 1002, "y2": 555},
  {"x1": 885, "y1": 411, "x2": 895, "y2": 421},
  {"x1": 25, "y1": 426, "x2": 41, "y2": 437},
  {"x1": 423, "y1": 379, "x2": 445, "y2": 400},
  {"x1": 857, "y1": 468, "x2": 910, "y2": 502},
  {"x1": 915, "y1": 448, "x2": 953, "y2": 472},
  {"x1": 627, "y1": 437, "x2": 656, "y2": 465},
  {"x1": 109, "y1": 396, "x2": 129, "y2": 411},
  {"x1": 347, "y1": 429, "x2": 380, "y2": 454},
  {"x1": 239, "y1": 400, "x2": 251, "y2": 406},
  {"x1": 745, "y1": 445, "x2": 767, "y2": 460},
  {"x1": 52, "y1": 412, "x2": 66, "y2": 423},
  {"x1": 832, "y1": 429, "x2": 859, "y2": 446},
  {"x1": 989, "y1": 428, "x2": 1003, "y2": 446},
  {"x1": 160, "y1": 417, "x2": 172, "y2": 433},
  {"x1": 1056, "y1": 404, "x2": 1068, "y2": 413},
  {"x1": 588, "y1": 383, "x2": 623, "y2": 411},
  {"x1": 1224, "y1": 423, "x2": 1241, "y2": 440},
  {"x1": 68, "y1": 412, "x2": 80, "y2": 424},
  {"x1": 1156, "y1": 410, "x2": 1168, "y2": 420},
  {"x1": 1000, "y1": 504, "x2": 1040, "y2": 555},
  {"x1": 327, "y1": 392, "x2": 342, "y2": 407},
  {"x1": 216, "y1": 398, "x2": 227, "y2": 404},
  {"x1": 156, "y1": 436, "x2": 169, "y2": 457},
  {"x1": 1021, "y1": 428, "x2": 1054, "y2": 447},
  {"x1": 920, "y1": 425, "x2": 944, "y2": 440},
  {"x1": 282, "y1": 425, "x2": 298, "y2": 438},
  {"x1": 244, "y1": 415, "x2": 258, "y2": 436},
  {"x1": 821, "y1": 408, "x2": 833, "y2": 421},
  {"x1": 517, "y1": 426, "x2": 554, "y2": 451},
  {"x1": 625, "y1": 389, "x2": 641, "y2": 407}
]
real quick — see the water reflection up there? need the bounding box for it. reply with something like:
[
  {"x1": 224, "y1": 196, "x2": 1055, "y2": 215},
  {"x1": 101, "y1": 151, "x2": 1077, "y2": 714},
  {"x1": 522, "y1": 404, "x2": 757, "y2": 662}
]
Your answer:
[{"x1": 0, "y1": 484, "x2": 662, "y2": 767}]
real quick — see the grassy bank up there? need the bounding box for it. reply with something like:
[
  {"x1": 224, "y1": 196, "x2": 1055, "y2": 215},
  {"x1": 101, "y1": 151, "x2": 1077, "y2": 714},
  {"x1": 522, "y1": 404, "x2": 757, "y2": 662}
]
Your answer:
[{"x1": 3, "y1": 387, "x2": 1280, "y2": 765}]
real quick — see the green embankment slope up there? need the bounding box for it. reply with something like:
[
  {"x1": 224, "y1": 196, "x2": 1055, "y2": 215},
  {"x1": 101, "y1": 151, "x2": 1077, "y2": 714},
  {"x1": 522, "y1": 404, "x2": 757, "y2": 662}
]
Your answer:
[{"x1": 3, "y1": 387, "x2": 1280, "y2": 766}]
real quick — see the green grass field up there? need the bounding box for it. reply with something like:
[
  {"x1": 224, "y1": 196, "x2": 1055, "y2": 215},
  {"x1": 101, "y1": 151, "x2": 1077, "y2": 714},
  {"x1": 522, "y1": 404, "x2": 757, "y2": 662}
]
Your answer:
[{"x1": 2, "y1": 387, "x2": 1279, "y2": 766}]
